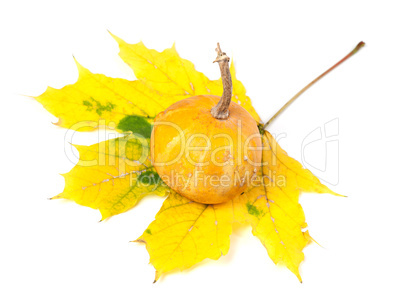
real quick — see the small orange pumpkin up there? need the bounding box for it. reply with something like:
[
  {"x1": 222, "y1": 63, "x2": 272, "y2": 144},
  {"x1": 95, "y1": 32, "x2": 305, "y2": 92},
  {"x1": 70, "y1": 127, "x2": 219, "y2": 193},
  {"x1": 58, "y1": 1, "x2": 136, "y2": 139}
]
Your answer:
[{"x1": 151, "y1": 44, "x2": 262, "y2": 204}]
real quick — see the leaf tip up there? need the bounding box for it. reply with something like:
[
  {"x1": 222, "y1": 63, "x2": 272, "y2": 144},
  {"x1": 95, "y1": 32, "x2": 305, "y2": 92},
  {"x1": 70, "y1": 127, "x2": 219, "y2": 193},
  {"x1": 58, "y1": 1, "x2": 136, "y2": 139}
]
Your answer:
[
  {"x1": 133, "y1": 238, "x2": 146, "y2": 244},
  {"x1": 304, "y1": 231, "x2": 324, "y2": 248},
  {"x1": 72, "y1": 57, "x2": 85, "y2": 73},
  {"x1": 329, "y1": 190, "x2": 347, "y2": 198},
  {"x1": 52, "y1": 118, "x2": 63, "y2": 127},
  {"x1": 153, "y1": 271, "x2": 161, "y2": 283},
  {"x1": 20, "y1": 92, "x2": 36, "y2": 99},
  {"x1": 107, "y1": 30, "x2": 121, "y2": 43},
  {"x1": 295, "y1": 271, "x2": 303, "y2": 283},
  {"x1": 50, "y1": 193, "x2": 63, "y2": 200},
  {"x1": 171, "y1": 42, "x2": 177, "y2": 52},
  {"x1": 100, "y1": 212, "x2": 111, "y2": 222},
  {"x1": 229, "y1": 59, "x2": 236, "y2": 74}
]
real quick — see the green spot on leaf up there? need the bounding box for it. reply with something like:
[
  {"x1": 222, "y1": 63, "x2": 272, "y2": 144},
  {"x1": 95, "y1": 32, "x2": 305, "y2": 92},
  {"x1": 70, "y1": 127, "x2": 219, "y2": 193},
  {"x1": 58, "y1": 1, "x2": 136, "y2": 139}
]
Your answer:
[
  {"x1": 246, "y1": 201, "x2": 263, "y2": 218},
  {"x1": 134, "y1": 170, "x2": 162, "y2": 187},
  {"x1": 118, "y1": 115, "x2": 153, "y2": 138},
  {"x1": 83, "y1": 100, "x2": 92, "y2": 108},
  {"x1": 82, "y1": 97, "x2": 115, "y2": 116},
  {"x1": 146, "y1": 229, "x2": 152, "y2": 235}
]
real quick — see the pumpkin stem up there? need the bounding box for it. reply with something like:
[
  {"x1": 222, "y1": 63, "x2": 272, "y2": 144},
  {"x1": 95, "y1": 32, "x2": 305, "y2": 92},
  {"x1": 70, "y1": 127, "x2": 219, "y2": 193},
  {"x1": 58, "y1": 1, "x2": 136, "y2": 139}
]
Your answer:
[{"x1": 211, "y1": 43, "x2": 232, "y2": 119}]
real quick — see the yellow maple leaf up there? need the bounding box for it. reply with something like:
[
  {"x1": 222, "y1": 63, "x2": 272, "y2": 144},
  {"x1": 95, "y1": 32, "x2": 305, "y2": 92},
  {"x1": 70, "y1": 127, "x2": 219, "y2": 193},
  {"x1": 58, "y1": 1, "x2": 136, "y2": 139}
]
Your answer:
[
  {"x1": 136, "y1": 191, "x2": 233, "y2": 282},
  {"x1": 34, "y1": 35, "x2": 362, "y2": 282},
  {"x1": 53, "y1": 135, "x2": 167, "y2": 220}
]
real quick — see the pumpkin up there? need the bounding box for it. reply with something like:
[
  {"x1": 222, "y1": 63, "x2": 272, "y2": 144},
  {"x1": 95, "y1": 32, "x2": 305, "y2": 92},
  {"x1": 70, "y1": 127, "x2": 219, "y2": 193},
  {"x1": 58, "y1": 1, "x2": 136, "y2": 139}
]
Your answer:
[{"x1": 151, "y1": 44, "x2": 262, "y2": 204}]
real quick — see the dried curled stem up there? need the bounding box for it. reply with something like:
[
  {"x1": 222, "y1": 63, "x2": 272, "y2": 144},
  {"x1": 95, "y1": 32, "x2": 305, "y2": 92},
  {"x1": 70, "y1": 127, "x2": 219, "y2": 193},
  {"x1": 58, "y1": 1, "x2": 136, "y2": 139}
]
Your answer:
[{"x1": 211, "y1": 43, "x2": 232, "y2": 119}]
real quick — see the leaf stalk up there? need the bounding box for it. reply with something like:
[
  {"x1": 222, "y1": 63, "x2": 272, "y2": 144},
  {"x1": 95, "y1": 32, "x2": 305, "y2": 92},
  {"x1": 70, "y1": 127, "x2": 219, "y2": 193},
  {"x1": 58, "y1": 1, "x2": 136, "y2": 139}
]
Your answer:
[{"x1": 264, "y1": 41, "x2": 365, "y2": 129}]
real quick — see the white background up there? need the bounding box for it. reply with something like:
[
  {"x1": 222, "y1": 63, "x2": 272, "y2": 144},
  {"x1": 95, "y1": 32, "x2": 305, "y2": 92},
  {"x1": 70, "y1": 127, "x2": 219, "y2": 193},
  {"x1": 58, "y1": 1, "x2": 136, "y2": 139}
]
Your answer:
[{"x1": 1, "y1": 0, "x2": 401, "y2": 303}]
